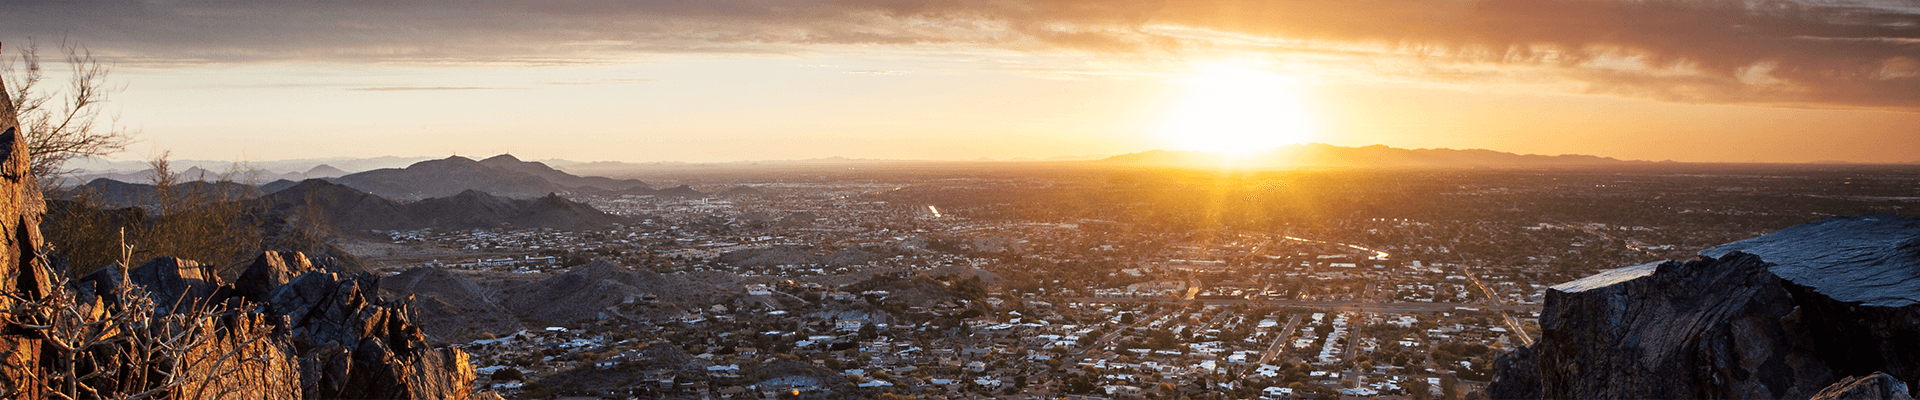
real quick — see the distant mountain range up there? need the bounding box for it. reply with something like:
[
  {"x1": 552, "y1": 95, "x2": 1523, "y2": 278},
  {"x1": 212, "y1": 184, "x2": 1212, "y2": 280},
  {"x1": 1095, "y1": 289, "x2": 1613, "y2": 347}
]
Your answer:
[
  {"x1": 1099, "y1": 143, "x2": 1638, "y2": 169},
  {"x1": 67, "y1": 178, "x2": 263, "y2": 208},
  {"x1": 58, "y1": 154, "x2": 660, "y2": 233},
  {"x1": 254, "y1": 154, "x2": 655, "y2": 201},
  {"x1": 65, "y1": 156, "x2": 430, "y2": 177},
  {"x1": 61, "y1": 145, "x2": 1918, "y2": 187}
]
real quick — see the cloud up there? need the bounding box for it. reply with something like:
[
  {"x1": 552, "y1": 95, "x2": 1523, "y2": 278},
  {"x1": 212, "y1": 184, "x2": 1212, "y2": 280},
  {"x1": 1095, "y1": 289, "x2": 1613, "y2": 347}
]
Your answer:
[
  {"x1": 345, "y1": 87, "x2": 507, "y2": 92},
  {"x1": 544, "y1": 79, "x2": 659, "y2": 85},
  {"x1": 840, "y1": 0, "x2": 1920, "y2": 109},
  {"x1": 842, "y1": 70, "x2": 904, "y2": 75},
  {"x1": 2, "y1": 0, "x2": 1916, "y2": 109}
]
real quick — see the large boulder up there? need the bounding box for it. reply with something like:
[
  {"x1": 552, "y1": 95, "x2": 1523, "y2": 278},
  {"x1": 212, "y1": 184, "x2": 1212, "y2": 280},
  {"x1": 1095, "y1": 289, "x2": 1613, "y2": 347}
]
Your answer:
[{"x1": 1490, "y1": 214, "x2": 1920, "y2": 399}]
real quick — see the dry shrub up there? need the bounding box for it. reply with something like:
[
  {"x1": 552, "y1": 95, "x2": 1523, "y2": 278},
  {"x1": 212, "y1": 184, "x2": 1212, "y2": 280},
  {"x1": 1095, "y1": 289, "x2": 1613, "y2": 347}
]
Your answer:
[
  {"x1": 9, "y1": 272, "x2": 297, "y2": 399},
  {"x1": 45, "y1": 153, "x2": 262, "y2": 278}
]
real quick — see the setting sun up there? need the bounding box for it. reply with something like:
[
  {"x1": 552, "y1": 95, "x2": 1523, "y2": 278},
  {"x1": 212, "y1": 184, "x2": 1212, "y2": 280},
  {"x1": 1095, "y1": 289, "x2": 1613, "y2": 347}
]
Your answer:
[{"x1": 1160, "y1": 63, "x2": 1316, "y2": 153}]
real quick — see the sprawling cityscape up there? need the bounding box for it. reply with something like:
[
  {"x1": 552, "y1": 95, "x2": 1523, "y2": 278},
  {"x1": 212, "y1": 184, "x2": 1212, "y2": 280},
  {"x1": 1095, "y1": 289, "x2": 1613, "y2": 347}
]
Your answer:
[
  {"x1": 5, "y1": 0, "x2": 1916, "y2": 397},
  {"x1": 316, "y1": 161, "x2": 1915, "y2": 399}
]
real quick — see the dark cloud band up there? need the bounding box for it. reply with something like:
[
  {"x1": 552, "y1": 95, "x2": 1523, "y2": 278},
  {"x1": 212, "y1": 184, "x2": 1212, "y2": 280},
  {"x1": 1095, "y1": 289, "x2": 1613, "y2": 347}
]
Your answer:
[{"x1": 3, "y1": 0, "x2": 1915, "y2": 109}]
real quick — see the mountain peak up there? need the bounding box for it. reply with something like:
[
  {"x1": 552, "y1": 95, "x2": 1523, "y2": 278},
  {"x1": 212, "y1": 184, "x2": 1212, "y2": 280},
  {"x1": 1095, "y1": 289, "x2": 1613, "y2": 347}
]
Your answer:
[
  {"x1": 304, "y1": 164, "x2": 348, "y2": 177},
  {"x1": 479, "y1": 154, "x2": 522, "y2": 164}
]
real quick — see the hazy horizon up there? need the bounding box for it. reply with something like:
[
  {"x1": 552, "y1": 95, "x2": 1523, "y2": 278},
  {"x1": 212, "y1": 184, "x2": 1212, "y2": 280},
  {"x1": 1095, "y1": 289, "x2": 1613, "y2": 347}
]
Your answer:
[{"x1": 6, "y1": 0, "x2": 1917, "y2": 164}]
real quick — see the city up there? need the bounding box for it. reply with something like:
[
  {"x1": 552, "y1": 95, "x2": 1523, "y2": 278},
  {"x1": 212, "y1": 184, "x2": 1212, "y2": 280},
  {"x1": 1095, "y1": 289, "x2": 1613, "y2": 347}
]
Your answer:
[{"x1": 335, "y1": 163, "x2": 1917, "y2": 399}]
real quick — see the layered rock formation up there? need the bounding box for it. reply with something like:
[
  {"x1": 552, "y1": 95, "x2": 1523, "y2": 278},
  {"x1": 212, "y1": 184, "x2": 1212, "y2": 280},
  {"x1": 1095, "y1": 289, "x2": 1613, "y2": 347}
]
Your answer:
[{"x1": 1490, "y1": 214, "x2": 1920, "y2": 399}]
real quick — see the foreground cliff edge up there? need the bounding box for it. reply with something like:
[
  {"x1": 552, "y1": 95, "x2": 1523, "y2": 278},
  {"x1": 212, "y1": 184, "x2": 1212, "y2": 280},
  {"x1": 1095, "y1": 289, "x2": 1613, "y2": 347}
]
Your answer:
[
  {"x1": 1489, "y1": 214, "x2": 1920, "y2": 399},
  {"x1": 0, "y1": 44, "x2": 477, "y2": 399}
]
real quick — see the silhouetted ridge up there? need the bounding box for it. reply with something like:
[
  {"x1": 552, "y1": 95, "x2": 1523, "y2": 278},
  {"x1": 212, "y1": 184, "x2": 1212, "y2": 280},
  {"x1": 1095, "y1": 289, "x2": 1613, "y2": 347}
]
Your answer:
[
  {"x1": 65, "y1": 178, "x2": 261, "y2": 208},
  {"x1": 261, "y1": 179, "x2": 624, "y2": 232},
  {"x1": 304, "y1": 163, "x2": 349, "y2": 177},
  {"x1": 332, "y1": 154, "x2": 651, "y2": 200},
  {"x1": 656, "y1": 184, "x2": 705, "y2": 198},
  {"x1": 262, "y1": 179, "x2": 417, "y2": 231}
]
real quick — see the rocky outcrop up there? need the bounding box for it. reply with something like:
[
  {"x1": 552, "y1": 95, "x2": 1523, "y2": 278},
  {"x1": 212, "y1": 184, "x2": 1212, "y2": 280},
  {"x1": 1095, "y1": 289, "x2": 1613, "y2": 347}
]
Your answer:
[
  {"x1": 127, "y1": 256, "x2": 226, "y2": 314},
  {"x1": 262, "y1": 268, "x2": 475, "y2": 399},
  {"x1": 0, "y1": 58, "x2": 476, "y2": 397},
  {"x1": 1490, "y1": 214, "x2": 1920, "y2": 399},
  {"x1": 1811, "y1": 373, "x2": 1915, "y2": 400},
  {"x1": 235, "y1": 250, "x2": 318, "y2": 303},
  {"x1": 0, "y1": 45, "x2": 59, "y2": 399}
]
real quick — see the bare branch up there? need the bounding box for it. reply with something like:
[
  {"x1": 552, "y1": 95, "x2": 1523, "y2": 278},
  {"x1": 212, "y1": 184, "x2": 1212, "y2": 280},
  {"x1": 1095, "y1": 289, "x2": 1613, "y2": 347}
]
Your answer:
[{"x1": 0, "y1": 39, "x2": 137, "y2": 189}]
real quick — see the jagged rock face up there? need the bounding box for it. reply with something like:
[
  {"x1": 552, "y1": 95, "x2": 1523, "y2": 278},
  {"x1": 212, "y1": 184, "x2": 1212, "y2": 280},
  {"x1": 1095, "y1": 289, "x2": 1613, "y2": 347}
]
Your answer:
[
  {"x1": 235, "y1": 250, "x2": 318, "y2": 304},
  {"x1": 0, "y1": 61, "x2": 57, "y2": 400},
  {"x1": 129, "y1": 256, "x2": 226, "y2": 314},
  {"x1": 1812, "y1": 373, "x2": 1916, "y2": 400},
  {"x1": 1491, "y1": 214, "x2": 1920, "y2": 399},
  {"x1": 264, "y1": 268, "x2": 476, "y2": 399}
]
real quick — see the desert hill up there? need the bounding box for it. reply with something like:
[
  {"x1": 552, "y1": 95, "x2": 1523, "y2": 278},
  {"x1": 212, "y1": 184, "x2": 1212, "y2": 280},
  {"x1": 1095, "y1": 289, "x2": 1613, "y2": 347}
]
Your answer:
[
  {"x1": 262, "y1": 179, "x2": 627, "y2": 232},
  {"x1": 304, "y1": 163, "x2": 349, "y2": 178},
  {"x1": 332, "y1": 155, "x2": 570, "y2": 200},
  {"x1": 478, "y1": 154, "x2": 652, "y2": 192},
  {"x1": 332, "y1": 154, "x2": 656, "y2": 200},
  {"x1": 65, "y1": 177, "x2": 261, "y2": 208}
]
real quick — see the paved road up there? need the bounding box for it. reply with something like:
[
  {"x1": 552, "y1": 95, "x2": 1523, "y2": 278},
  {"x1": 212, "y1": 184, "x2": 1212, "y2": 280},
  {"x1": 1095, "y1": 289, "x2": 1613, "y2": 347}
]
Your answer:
[
  {"x1": 1458, "y1": 264, "x2": 1538, "y2": 346},
  {"x1": 1257, "y1": 313, "x2": 1303, "y2": 365}
]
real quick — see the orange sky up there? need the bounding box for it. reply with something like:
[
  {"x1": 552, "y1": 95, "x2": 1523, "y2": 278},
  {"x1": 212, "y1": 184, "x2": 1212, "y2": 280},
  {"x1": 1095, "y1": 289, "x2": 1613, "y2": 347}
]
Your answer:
[{"x1": 4, "y1": 0, "x2": 1916, "y2": 164}]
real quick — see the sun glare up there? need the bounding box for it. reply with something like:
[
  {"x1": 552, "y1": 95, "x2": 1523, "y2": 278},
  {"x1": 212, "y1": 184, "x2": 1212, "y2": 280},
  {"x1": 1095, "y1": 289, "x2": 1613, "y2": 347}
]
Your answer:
[{"x1": 1160, "y1": 63, "x2": 1315, "y2": 154}]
